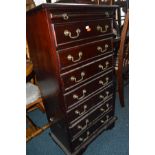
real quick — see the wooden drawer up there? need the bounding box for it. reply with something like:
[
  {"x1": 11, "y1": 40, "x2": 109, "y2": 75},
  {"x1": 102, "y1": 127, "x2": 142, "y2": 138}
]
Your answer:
[
  {"x1": 50, "y1": 11, "x2": 113, "y2": 23},
  {"x1": 68, "y1": 98, "x2": 113, "y2": 138},
  {"x1": 64, "y1": 70, "x2": 113, "y2": 109},
  {"x1": 66, "y1": 85, "x2": 113, "y2": 124},
  {"x1": 58, "y1": 38, "x2": 113, "y2": 70},
  {"x1": 53, "y1": 19, "x2": 112, "y2": 46},
  {"x1": 61, "y1": 54, "x2": 113, "y2": 91},
  {"x1": 71, "y1": 110, "x2": 114, "y2": 150}
]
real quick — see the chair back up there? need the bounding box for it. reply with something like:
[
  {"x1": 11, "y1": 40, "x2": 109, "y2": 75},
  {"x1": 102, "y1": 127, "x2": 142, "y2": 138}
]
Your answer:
[
  {"x1": 116, "y1": 9, "x2": 129, "y2": 107},
  {"x1": 118, "y1": 9, "x2": 129, "y2": 75}
]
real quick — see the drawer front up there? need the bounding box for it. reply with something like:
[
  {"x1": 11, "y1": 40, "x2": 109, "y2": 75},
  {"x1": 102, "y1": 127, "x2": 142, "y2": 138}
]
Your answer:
[
  {"x1": 53, "y1": 19, "x2": 112, "y2": 45},
  {"x1": 71, "y1": 110, "x2": 114, "y2": 150},
  {"x1": 66, "y1": 85, "x2": 113, "y2": 124},
  {"x1": 61, "y1": 55, "x2": 113, "y2": 91},
  {"x1": 50, "y1": 12, "x2": 113, "y2": 23},
  {"x1": 58, "y1": 38, "x2": 113, "y2": 70},
  {"x1": 68, "y1": 98, "x2": 113, "y2": 138},
  {"x1": 64, "y1": 70, "x2": 113, "y2": 109}
]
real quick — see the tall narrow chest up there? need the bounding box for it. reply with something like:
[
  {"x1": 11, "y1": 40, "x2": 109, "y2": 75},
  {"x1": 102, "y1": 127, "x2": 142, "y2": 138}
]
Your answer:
[{"x1": 27, "y1": 3, "x2": 117, "y2": 155}]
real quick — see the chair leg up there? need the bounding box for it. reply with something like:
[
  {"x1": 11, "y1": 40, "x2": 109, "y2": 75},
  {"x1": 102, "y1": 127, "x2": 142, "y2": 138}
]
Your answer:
[
  {"x1": 26, "y1": 115, "x2": 39, "y2": 142},
  {"x1": 26, "y1": 115, "x2": 50, "y2": 142},
  {"x1": 36, "y1": 102, "x2": 45, "y2": 113},
  {"x1": 117, "y1": 74, "x2": 125, "y2": 107},
  {"x1": 26, "y1": 123, "x2": 50, "y2": 142},
  {"x1": 26, "y1": 115, "x2": 38, "y2": 130}
]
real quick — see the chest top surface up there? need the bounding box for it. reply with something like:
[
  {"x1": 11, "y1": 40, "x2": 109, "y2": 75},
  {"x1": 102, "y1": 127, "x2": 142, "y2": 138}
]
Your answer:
[{"x1": 27, "y1": 3, "x2": 118, "y2": 13}]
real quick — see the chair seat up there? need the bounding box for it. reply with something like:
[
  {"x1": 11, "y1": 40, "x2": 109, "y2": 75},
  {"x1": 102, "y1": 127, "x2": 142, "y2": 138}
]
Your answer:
[{"x1": 26, "y1": 82, "x2": 41, "y2": 105}]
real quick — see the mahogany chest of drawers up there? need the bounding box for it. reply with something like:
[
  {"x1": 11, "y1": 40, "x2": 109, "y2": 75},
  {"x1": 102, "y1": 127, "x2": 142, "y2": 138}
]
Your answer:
[{"x1": 27, "y1": 3, "x2": 117, "y2": 155}]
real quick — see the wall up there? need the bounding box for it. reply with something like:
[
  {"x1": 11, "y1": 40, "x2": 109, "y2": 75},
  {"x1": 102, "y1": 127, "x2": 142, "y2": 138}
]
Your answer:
[{"x1": 34, "y1": 0, "x2": 58, "y2": 5}]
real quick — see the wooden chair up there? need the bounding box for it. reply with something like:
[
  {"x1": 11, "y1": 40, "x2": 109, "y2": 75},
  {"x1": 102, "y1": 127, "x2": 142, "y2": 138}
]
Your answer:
[
  {"x1": 26, "y1": 41, "x2": 50, "y2": 142},
  {"x1": 26, "y1": 82, "x2": 51, "y2": 142},
  {"x1": 26, "y1": 0, "x2": 35, "y2": 11},
  {"x1": 26, "y1": 40, "x2": 45, "y2": 112},
  {"x1": 115, "y1": 9, "x2": 129, "y2": 107},
  {"x1": 114, "y1": 0, "x2": 128, "y2": 36}
]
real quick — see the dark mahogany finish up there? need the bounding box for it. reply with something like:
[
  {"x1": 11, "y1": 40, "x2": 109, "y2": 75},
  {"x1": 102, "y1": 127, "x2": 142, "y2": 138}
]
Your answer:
[
  {"x1": 61, "y1": 55, "x2": 113, "y2": 90},
  {"x1": 68, "y1": 98, "x2": 114, "y2": 138},
  {"x1": 27, "y1": 3, "x2": 117, "y2": 155},
  {"x1": 71, "y1": 109, "x2": 114, "y2": 149},
  {"x1": 58, "y1": 38, "x2": 113, "y2": 70},
  {"x1": 53, "y1": 19, "x2": 112, "y2": 45},
  {"x1": 64, "y1": 70, "x2": 113, "y2": 109},
  {"x1": 66, "y1": 85, "x2": 113, "y2": 123}
]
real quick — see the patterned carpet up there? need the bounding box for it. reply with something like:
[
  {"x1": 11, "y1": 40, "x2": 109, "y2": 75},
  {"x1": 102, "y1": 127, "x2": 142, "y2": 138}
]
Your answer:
[{"x1": 27, "y1": 85, "x2": 129, "y2": 155}]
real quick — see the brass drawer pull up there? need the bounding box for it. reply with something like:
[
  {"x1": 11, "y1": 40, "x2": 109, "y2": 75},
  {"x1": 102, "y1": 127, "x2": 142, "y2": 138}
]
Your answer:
[
  {"x1": 100, "y1": 107, "x2": 105, "y2": 112},
  {"x1": 98, "y1": 61, "x2": 109, "y2": 71},
  {"x1": 62, "y1": 13, "x2": 69, "y2": 20},
  {"x1": 77, "y1": 119, "x2": 89, "y2": 131},
  {"x1": 101, "y1": 0, "x2": 108, "y2": 2},
  {"x1": 67, "y1": 52, "x2": 83, "y2": 62},
  {"x1": 75, "y1": 105, "x2": 87, "y2": 116},
  {"x1": 97, "y1": 25, "x2": 109, "y2": 33},
  {"x1": 64, "y1": 28, "x2": 81, "y2": 39},
  {"x1": 79, "y1": 131, "x2": 90, "y2": 142},
  {"x1": 73, "y1": 89, "x2": 87, "y2": 100},
  {"x1": 70, "y1": 72, "x2": 85, "y2": 83},
  {"x1": 100, "y1": 103, "x2": 110, "y2": 112},
  {"x1": 100, "y1": 120, "x2": 105, "y2": 123},
  {"x1": 100, "y1": 115, "x2": 110, "y2": 124},
  {"x1": 97, "y1": 44, "x2": 109, "y2": 53},
  {"x1": 99, "y1": 91, "x2": 110, "y2": 101},
  {"x1": 99, "y1": 77, "x2": 109, "y2": 86},
  {"x1": 105, "y1": 11, "x2": 109, "y2": 17}
]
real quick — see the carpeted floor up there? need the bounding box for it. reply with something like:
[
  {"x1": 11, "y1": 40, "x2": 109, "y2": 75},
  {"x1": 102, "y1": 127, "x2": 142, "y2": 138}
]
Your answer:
[{"x1": 26, "y1": 85, "x2": 129, "y2": 155}]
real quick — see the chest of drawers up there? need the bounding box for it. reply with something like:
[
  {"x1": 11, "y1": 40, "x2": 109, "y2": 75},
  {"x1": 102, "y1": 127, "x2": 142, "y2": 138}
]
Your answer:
[{"x1": 27, "y1": 3, "x2": 117, "y2": 155}]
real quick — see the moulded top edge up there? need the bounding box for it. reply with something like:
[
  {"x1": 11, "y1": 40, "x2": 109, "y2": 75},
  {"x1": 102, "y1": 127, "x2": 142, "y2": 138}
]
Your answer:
[{"x1": 27, "y1": 3, "x2": 119, "y2": 14}]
